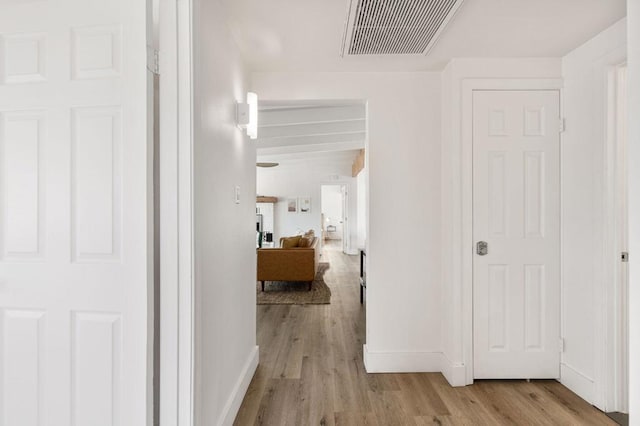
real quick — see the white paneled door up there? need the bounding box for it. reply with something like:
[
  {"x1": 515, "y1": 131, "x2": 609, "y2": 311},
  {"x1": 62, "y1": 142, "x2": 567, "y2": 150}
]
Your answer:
[
  {"x1": 473, "y1": 90, "x2": 560, "y2": 379},
  {"x1": 0, "y1": 0, "x2": 150, "y2": 425}
]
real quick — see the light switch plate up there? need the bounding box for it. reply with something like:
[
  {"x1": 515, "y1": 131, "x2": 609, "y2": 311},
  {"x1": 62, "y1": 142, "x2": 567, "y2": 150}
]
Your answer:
[{"x1": 235, "y1": 185, "x2": 240, "y2": 204}]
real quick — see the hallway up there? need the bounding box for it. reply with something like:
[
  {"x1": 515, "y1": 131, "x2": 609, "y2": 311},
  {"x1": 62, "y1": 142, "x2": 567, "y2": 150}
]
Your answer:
[{"x1": 234, "y1": 242, "x2": 614, "y2": 425}]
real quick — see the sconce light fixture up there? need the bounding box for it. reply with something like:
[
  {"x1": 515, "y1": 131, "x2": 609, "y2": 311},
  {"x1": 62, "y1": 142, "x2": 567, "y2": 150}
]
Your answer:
[{"x1": 236, "y1": 92, "x2": 258, "y2": 139}]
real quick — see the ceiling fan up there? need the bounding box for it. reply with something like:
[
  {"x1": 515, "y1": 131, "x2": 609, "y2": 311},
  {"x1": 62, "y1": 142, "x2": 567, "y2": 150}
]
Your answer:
[{"x1": 256, "y1": 162, "x2": 279, "y2": 168}]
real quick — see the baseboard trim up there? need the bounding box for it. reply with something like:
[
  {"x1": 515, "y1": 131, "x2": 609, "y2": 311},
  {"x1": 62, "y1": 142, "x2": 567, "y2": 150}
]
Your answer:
[
  {"x1": 363, "y1": 345, "x2": 442, "y2": 373},
  {"x1": 440, "y1": 354, "x2": 467, "y2": 387},
  {"x1": 362, "y1": 346, "x2": 470, "y2": 387},
  {"x1": 560, "y1": 362, "x2": 594, "y2": 404},
  {"x1": 218, "y1": 345, "x2": 259, "y2": 426}
]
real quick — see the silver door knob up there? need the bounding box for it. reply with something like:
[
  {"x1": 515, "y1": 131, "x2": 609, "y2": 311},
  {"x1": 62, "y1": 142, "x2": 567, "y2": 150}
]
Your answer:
[{"x1": 476, "y1": 241, "x2": 488, "y2": 256}]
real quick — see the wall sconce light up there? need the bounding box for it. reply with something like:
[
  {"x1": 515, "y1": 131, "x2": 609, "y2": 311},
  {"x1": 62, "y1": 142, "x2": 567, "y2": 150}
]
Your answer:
[{"x1": 236, "y1": 92, "x2": 258, "y2": 139}]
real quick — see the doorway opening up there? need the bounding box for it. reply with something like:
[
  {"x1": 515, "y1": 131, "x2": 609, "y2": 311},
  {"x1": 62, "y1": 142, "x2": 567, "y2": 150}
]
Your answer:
[
  {"x1": 246, "y1": 100, "x2": 369, "y2": 423},
  {"x1": 321, "y1": 184, "x2": 346, "y2": 253},
  {"x1": 253, "y1": 98, "x2": 368, "y2": 324},
  {"x1": 254, "y1": 99, "x2": 367, "y2": 255}
]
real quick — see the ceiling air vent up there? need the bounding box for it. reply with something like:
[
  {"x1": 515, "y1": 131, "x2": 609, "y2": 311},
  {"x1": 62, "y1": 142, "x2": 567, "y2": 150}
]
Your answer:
[{"x1": 341, "y1": 0, "x2": 465, "y2": 56}]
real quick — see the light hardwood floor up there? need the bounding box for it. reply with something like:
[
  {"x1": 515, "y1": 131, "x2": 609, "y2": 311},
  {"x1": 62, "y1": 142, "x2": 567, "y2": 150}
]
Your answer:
[{"x1": 235, "y1": 241, "x2": 615, "y2": 425}]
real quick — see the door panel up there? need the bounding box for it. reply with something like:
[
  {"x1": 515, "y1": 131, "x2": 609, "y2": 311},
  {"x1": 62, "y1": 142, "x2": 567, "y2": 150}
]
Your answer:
[
  {"x1": 0, "y1": 0, "x2": 149, "y2": 424},
  {"x1": 473, "y1": 90, "x2": 560, "y2": 379}
]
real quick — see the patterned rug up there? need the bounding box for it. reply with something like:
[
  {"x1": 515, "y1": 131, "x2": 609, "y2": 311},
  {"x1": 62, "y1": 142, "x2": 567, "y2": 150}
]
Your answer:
[{"x1": 257, "y1": 263, "x2": 331, "y2": 305}]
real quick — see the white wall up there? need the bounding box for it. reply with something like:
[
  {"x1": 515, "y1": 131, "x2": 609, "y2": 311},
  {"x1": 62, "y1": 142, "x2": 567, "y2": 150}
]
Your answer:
[
  {"x1": 627, "y1": 1, "x2": 640, "y2": 423},
  {"x1": 321, "y1": 185, "x2": 343, "y2": 240},
  {"x1": 253, "y1": 72, "x2": 443, "y2": 371},
  {"x1": 440, "y1": 58, "x2": 563, "y2": 385},
  {"x1": 192, "y1": 0, "x2": 258, "y2": 424},
  {"x1": 561, "y1": 19, "x2": 627, "y2": 408}
]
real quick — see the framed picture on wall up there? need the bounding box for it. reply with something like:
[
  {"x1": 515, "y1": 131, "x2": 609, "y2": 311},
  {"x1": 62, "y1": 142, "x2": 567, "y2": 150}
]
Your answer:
[
  {"x1": 287, "y1": 197, "x2": 298, "y2": 213},
  {"x1": 299, "y1": 196, "x2": 311, "y2": 213}
]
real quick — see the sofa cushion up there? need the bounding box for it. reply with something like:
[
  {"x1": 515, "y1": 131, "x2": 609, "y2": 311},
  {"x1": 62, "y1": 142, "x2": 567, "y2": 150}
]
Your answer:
[{"x1": 281, "y1": 235, "x2": 302, "y2": 248}]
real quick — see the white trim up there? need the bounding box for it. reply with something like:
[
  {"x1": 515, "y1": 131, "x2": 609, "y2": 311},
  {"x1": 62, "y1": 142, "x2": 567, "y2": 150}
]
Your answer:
[
  {"x1": 363, "y1": 345, "x2": 443, "y2": 373},
  {"x1": 159, "y1": 0, "x2": 195, "y2": 424},
  {"x1": 627, "y1": 4, "x2": 640, "y2": 421},
  {"x1": 561, "y1": 32, "x2": 627, "y2": 411},
  {"x1": 459, "y1": 78, "x2": 564, "y2": 385},
  {"x1": 440, "y1": 353, "x2": 467, "y2": 387},
  {"x1": 602, "y1": 62, "x2": 629, "y2": 413},
  {"x1": 177, "y1": 0, "x2": 195, "y2": 423},
  {"x1": 218, "y1": 346, "x2": 259, "y2": 426},
  {"x1": 561, "y1": 363, "x2": 595, "y2": 404},
  {"x1": 591, "y1": 54, "x2": 623, "y2": 411},
  {"x1": 363, "y1": 345, "x2": 466, "y2": 386}
]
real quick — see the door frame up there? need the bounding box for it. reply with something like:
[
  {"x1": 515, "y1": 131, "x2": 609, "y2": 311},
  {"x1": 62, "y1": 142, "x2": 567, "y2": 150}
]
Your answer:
[
  {"x1": 320, "y1": 182, "x2": 355, "y2": 254},
  {"x1": 602, "y1": 62, "x2": 629, "y2": 412},
  {"x1": 459, "y1": 79, "x2": 564, "y2": 384},
  {"x1": 628, "y1": 5, "x2": 640, "y2": 420},
  {"x1": 158, "y1": 0, "x2": 195, "y2": 424}
]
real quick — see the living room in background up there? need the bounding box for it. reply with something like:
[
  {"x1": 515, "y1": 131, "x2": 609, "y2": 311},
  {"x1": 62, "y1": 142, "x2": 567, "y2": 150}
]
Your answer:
[
  {"x1": 255, "y1": 99, "x2": 366, "y2": 255},
  {"x1": 253, "y1": 99, "x2": 367, "y2": 321}
]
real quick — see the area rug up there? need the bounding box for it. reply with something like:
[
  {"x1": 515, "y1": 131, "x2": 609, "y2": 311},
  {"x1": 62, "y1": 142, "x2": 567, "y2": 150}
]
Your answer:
[{"x1": 257, "y1": 263, "x2": 331, "y2": 305}]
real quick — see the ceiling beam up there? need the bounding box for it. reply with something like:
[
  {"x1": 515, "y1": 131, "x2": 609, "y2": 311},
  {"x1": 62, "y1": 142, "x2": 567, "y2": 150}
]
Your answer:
[
  {"x1": 257, "y1": 140, "x2": 365, "y2": 156},
  {"x1": 257, "y1": 131, "x2": 365, "y2": 149},
  {"x1": 257, "y1": 119, "x2": 365, "y2": 139},
  {"x1": 259, "y1": 105, "x2": 366, "y2": 127}
]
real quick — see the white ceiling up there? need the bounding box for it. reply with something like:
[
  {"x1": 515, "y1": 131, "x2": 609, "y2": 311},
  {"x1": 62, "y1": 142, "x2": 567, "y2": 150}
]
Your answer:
[
  {"x1": 221, "y1": 0, "x2": 626, "y2": 72},
  {"x1": 257, "y1": 100, "x2": 366, "y2": 166}
]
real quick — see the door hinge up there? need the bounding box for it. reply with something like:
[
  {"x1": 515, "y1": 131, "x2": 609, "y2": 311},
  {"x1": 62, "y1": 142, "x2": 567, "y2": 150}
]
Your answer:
[
  {"x1": 559, "y1": 118, "x2": 566, "y2": 133},
  {"x1": 559, "y1": 338, "x2": 565, "y2": 353},
  {"x1": 622, "y1": 251, "x2": 629, "y2": 262},
  {"x1": 147, "y1": 46, "x2": 160, "y2": 75}
]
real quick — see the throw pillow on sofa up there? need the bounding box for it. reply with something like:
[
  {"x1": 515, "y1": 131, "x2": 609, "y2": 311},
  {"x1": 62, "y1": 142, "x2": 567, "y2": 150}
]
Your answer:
[
  {"x1": 298, "y1": 236, "x2": 314, "y2": 248},
  {"x1": 281, "y1": 235, "x2": 302, "y2": 248}
]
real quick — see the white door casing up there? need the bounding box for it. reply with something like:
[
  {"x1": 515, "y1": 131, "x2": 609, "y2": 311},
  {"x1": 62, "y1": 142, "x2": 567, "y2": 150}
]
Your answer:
[
  {"x1": 0, "y1": 0, "x2": 150, "y2": 424},
  {"x1": 158, "y1": 0, "x2": 195, "y2": 423},
  {"x1": 473, "y1": 90, "x2": 561, "y2": 379},
  {"x1": 614, "y1": 64, "x2": 629, "y2": 412}
]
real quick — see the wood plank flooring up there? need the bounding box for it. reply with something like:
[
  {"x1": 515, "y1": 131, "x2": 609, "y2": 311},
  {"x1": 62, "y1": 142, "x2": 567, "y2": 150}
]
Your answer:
[{"x1": 234, "y1": 241, "x2": 615, "y2": 425}]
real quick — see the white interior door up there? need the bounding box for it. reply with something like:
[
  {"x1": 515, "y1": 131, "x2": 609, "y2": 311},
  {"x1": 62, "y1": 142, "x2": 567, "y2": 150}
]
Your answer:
[
  {"x1": 0, "y1": 0, "x2": 151, "y2": 424},
  {"x1": 341, "y1": 185, "x2": 348, "y2": 253},
  {"x1": 473, "y1": 90, "x2": 561, "y2": 379}
]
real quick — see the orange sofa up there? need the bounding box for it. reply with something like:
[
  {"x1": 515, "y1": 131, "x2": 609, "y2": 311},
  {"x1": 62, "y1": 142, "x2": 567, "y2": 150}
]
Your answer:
[{"x1": 257, "y1": 236, "x2": 320, "y2": 291}]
